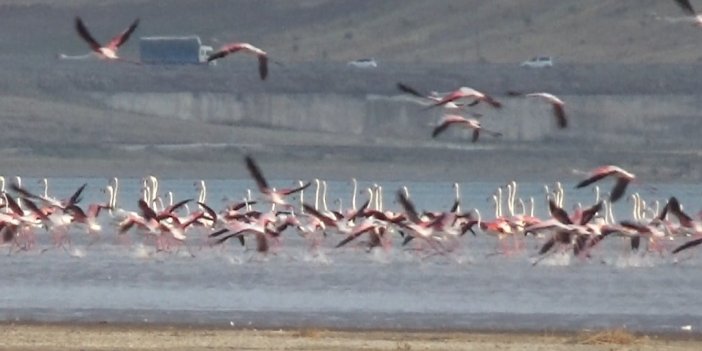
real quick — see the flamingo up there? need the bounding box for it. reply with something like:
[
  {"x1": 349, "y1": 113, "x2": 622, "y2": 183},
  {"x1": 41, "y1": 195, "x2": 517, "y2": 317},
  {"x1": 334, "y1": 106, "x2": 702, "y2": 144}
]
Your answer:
[
  {"x1": 665, "y1": 196, "x2": 702, "y2": 235},
  {"x1": 396, "y1": 82, "x2": 482, "y2": 114},
  {"x1": 210, "y1": 212, "x2": 286, "y2": 255},
  {"x1": 395, "y1": 189, "x2": 453, "y2": 253},
  {"x1": 349, "y1": 178, "x2": 358, "y2": 212},
  {"x1": 451, "y1": 183, "x2": 461, "y2": 213},
  {"x1": 64, "y1": 201, "x2": 111, "y2": 240},
  {"x1": 509, "y1": 91, "x2": 567, "y2": 128},
  {"x1": 195, "y1": 180, "x2": 207, "y2": 204},
  {"x1": 75, "y1": 17, "x2": 140, "y2": 62},
  {"x1": 245, "y1": 155, "x2": 311, "y2": 206},
  {"x1": 11, "y1": 182, "x2": 86, "y2": 210},
  {"x1": 207, "y1": 43, "x2": 269, "y2": 80},
  {"x1": 432, "y1": 114, "x2": 502, "y2": 142},
  {"x1": 480, "y1": 191, "x2": 515, "y2": 253},
  {"x1": 526, "y1": 200, "x2": 603, "y2": 262},
  {"x1": 303, "y1": 199, "x2": 371, "y2": 246},
  {"x1": 671, "y1": 0, "x2": 702, "y2": 26},
  {"x1": 426, "y1": 86, "x2": 502, "y2": 109},
  {"x1": 575, "y1": 165, "x2": 636, "y2": 202}
]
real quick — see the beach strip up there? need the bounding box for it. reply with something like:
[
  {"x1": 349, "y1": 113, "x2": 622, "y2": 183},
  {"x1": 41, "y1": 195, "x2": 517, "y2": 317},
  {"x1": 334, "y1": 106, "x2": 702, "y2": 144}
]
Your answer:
[{"x1": 0, "y1": 322, "x2": 700, "y2": 350}]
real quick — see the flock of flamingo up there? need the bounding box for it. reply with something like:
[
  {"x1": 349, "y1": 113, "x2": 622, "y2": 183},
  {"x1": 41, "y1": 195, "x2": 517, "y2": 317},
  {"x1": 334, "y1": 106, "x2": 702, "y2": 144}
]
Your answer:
[
  {"x1": 0, "y1": 156, "x2": 701, "y2": 264},
  {"x1": 72, "y1": 16, "x2": 270, "y2": 79},
  {"x1": 34, "y1": 3, "x2": 702, "y2": 263}
]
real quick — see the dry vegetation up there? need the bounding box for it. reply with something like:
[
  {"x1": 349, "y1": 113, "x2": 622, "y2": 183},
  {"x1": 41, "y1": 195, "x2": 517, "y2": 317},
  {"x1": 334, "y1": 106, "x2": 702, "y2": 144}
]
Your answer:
[{"x1": 574, "y1": 328, "x2": 645, "y2": 345}]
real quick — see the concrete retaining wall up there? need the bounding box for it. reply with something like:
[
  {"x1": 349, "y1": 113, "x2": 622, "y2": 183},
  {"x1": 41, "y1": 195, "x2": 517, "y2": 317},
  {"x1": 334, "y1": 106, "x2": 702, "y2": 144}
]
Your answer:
[{"x1": 96, "y1": 92, "x2": 702, "y2": 146}]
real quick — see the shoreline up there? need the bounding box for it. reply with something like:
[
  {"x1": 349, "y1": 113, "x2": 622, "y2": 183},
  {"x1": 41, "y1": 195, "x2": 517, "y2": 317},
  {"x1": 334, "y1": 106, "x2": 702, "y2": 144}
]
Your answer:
[
  {"x1": 1, "y1": 321, "x2": 701, "y2": 351},
  {"x1": 3, "y1": 320, "x2": 701, "y2": 340},
  {"x1": 1, "y1": 143, "x2": 701, "y2": 183}
]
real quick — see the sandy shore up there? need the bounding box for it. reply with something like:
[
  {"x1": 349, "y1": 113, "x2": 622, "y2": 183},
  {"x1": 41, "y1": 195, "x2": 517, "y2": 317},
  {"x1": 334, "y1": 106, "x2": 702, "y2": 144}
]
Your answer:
[{"x1": 0, "y1": 323, "x2": 699, "y2": 351}]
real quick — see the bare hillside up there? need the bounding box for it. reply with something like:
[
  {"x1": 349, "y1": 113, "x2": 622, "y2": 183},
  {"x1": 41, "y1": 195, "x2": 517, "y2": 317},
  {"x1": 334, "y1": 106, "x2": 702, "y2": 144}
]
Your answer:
[{"x1": 2, "y1": 0, "x2": 701, "y2": 63}]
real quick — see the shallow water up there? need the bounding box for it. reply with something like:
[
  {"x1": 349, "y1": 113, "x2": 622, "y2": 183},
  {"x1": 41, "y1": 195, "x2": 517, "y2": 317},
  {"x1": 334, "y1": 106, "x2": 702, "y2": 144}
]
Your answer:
[{"x1": 1, "y1": 177, "x2": 701, "y2": 333}]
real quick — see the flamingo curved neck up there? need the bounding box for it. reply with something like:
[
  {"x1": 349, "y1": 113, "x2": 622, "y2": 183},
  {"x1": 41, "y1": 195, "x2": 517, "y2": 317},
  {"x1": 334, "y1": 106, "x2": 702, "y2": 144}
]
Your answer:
[
  {"x1": 322, "y1": 181, "x2": 329, "y2": 212},
  {"x1": 42, "y1": 178, "x2": 49, "y2": 198},
  {"x1": 298, "y1": 180, "x2": 305, "y2": 212},
  {"x1": 105, "y1": 185, "x2": 114, "y2": 212},
  {"x1": 366, "y1": 188, "x2": 374, "y2": 210},
  {"x1": 453, "y1": 183, "x2": 461, "y2": 213},
  {"x1": 198, "y1": 180, "x2": 207, "y2": 203},
  {"x1": 111, "y1": 177, "x2": 119, "y2": 208},
  {"x1": 150, "y1": 176, "x2": 159, "y2": 205},
  {"x1": 556, "y1": 182, "x2": 564, "y2": 208},
  {"x1": 314, "y1": 179, "x2": 320, "y2": 211},
  {"x1": 496, "y1": 188, "x2": 503, "y2": 217},
  {"x1": 351, "y1": 178, "x2": 358, "y2": 211}
]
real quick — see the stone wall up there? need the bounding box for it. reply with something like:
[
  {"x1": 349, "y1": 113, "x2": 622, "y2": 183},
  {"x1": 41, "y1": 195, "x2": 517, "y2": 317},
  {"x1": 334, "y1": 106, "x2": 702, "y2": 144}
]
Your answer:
[{"x1": 96, "y1": 92, "x2": 702, "y2": 147}]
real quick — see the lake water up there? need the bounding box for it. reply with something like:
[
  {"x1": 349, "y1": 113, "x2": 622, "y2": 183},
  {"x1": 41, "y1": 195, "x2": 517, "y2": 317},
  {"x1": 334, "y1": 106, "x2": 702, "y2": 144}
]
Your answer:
[{"x1": 0, "y1": 177, "x2": 701, "y2": 333}]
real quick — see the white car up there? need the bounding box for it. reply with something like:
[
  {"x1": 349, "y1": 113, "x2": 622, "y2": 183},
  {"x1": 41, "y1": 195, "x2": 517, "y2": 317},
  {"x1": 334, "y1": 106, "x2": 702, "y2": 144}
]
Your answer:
[
  {"x1": 347, "y1": 58, "x2": 378, "y2": 68},
  {"x1": 520, "y1": 56, "x2": 553, "y2": 68}
]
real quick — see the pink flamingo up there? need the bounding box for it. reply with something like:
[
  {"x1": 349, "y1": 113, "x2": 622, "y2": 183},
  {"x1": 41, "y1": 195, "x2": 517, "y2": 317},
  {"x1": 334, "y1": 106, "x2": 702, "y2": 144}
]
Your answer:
[
  {"x1": 396, "y1": 82, "x2": 482, "y2": 114},
  {"x1": 509, "y1": 91, "x2": 567, "y2": 128},
  {"x1": 207, "y1": 43, "x2": 269, "y2": 80},
  {"x1": 245, "y1": 155, "x2": 311, "y2": 207},
  {"x1": 64, "y1": 202, "x2": 111, "y2": 241},
  {"x1": 427, "y1": 86, "x2": 502, "y2": 109},
  {"x1": 432, "y1": 114, "x2": 502, "y2": 142},
  {"x1": 575, "y1": 165, "x2": 637, "y2": 203},
  {"x1": 75, "y1": 17, "x2": 140, "y2": 62}
]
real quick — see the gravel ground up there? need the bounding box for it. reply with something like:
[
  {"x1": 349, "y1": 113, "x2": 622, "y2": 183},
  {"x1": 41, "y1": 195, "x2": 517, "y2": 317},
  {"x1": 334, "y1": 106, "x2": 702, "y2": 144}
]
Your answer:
[{"x1": 0, "y1": 323, "x2": 700, "y2": 351}]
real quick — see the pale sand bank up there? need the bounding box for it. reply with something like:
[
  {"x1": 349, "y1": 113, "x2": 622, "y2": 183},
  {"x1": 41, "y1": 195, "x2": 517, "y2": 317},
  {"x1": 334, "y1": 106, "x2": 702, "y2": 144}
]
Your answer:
[{"x1": 0, "y1": 323, "x2": 700, "y2": 351}]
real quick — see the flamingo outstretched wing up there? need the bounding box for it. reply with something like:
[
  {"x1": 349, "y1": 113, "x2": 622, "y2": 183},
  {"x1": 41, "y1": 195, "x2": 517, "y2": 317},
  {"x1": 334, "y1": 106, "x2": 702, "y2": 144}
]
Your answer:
[
  {"x1": 75, "y1": 17, "x2": 102, "y2": 53},
  {"x1": 107, "y1": 18, "x2": 140, "y2": 50}
]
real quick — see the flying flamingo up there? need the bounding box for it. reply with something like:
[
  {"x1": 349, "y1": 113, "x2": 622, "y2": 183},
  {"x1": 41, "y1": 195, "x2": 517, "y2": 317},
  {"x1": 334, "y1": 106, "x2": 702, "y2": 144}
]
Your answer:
[
  {"x1": 245, "y1": 155, "x2": 311, "y2": 206},
  {"x1": 207, "y1": 43, "x2": 269, "y2": 80},
  {"x1": 11, "y1": 182, "x2": 87, "y2": 211},
  {"x1": 671, "y1": 0, "x2": 702, "y2": 26},
  {"x1": 75, "y1": 17, "x2": 140, "y2": 63},
  {"x1": 64, "y1": 201, "x2": 110, "y2": 241},
  {"x1": 432, "y1": 114, "x2": 502, "y2": 142},
  {"x1": 396, "y1": 82, "x2": 482, "y2": 115},
  {"x1": 509, "y1": 91, "x2": 568, "y2": 128},
  {"x1": 426, "y1": 86, "x2": 502, "y2": 109},
  {"x1": 575, "y1": 165, "x2": 636, "y2": 202}
]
